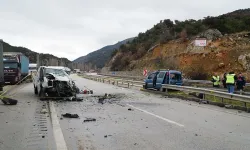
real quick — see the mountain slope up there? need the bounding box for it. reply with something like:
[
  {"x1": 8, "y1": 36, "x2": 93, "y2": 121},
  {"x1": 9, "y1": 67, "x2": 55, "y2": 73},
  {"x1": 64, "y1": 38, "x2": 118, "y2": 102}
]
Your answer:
[
  {"x1": 108, "y1": 8, "x2": 250, "y2": 71},
  {"x1": 73, "y1": 37, "x2": 134, "y2": 68},
  {"x1": 2, "y1": 41, "x2": 71, "y2": 66}
]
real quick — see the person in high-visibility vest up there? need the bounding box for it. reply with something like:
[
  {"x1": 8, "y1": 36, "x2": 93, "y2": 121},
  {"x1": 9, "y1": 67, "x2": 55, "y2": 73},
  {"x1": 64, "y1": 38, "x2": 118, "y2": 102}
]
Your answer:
[
  {"x1": 225, "y1": 72, "x2": 237, "y2": 93},
  {"x1": 212, "y1": 74, "x2": 220, "y2": 88}
]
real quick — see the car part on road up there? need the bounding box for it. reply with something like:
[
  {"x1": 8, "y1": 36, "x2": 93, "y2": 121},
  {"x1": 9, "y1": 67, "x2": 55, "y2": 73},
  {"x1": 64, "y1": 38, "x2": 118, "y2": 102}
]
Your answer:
[
  {"x1": 62, "y1": 113, "x2": 79, "y2": 118},
  {"x1": 128, "y1": 108, "x2": 133, "y2": 111},
  {"x1": 83, "y1": 118, "x2": 96, "y2": 122},
  {"x1": 1, "y1": 97, "x2": 18, "y2": 105}
]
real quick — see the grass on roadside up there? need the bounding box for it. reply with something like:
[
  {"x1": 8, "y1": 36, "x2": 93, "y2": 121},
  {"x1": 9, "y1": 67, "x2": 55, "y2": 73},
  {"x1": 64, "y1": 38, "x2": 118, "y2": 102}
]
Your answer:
[{"x1": 166, "y1": 91, "x2": 250, "y2": 108}]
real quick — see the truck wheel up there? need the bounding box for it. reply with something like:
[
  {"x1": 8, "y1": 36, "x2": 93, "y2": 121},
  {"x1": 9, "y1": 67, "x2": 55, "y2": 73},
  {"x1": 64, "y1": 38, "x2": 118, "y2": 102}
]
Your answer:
[{"x1": 34, "y1": 86, "x2": 38, "y2": 95}]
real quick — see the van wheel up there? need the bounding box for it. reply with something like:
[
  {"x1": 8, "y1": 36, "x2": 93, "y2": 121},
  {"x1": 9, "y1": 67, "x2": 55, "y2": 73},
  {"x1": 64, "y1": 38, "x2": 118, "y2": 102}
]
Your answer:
[
  {"x1": 39, "y1": 86, "x2": 46, "y2": 101},
  {"x1": 145, "y1": 83, "x2": 148, "y2": 89},
  {"x1": 34, "y1": 86, "x2": 38, "y2": 95}
]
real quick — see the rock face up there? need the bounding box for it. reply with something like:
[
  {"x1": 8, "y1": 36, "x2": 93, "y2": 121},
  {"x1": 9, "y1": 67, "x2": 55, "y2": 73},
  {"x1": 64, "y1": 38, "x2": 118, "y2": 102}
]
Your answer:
[
  {"x1": 198, "y1": 29, "x2": 223, "y2": 41},
  {"x1": 238, "y1": 54, "x2": 250, "y2": 70}
]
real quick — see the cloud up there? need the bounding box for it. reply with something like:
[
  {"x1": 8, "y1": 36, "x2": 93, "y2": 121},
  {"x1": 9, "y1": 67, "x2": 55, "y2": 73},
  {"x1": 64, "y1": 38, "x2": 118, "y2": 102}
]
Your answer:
[{"x1": 0, "y1": 0, "x2": 249, "y2": 60}]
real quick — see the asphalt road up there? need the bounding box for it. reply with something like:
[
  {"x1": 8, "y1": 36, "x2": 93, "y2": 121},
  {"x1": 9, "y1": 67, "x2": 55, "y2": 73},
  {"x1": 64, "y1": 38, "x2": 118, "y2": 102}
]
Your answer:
[
  {"x1": 0, "y1": 83, "x2": 56, "y2": 150},
  {"x1": 53, "y1": 75, "x2": 250, "y2": 150},
  {"x1": 1, "y1": 75, "x2": 250, "y2": 150}
]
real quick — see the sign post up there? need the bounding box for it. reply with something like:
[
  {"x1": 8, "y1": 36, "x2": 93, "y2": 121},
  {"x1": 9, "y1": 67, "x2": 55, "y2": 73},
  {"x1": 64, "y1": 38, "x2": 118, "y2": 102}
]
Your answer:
[
  {"x1": 143, "y1": 69, "x2": 148, "y2": 77},
  {"x1": 0, "y1": 39, "x2": 4, "y2": 91}
]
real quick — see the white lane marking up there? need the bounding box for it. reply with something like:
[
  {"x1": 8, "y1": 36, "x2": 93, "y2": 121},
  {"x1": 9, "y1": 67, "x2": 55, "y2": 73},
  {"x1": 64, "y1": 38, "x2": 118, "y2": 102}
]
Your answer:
[
  {"x1": 50, "y1": 102, "x2": 68, "y2": 150},
  {"x1": 127, "y1": 104, "x2": 184, "y2": 127}
]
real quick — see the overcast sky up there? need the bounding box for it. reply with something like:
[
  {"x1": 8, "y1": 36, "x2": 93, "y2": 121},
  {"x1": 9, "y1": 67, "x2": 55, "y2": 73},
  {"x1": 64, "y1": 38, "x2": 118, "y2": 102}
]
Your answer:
[{"x1": 0, "y1": 0, "x2": 249, "y2": 60}]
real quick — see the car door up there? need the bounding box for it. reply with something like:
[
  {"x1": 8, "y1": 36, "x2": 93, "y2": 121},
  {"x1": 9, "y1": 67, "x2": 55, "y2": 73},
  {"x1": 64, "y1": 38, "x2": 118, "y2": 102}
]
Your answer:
[
  {"x1": 145, "y1": 73, "x2": 155, "y2": 88},
  {"x1": 156, "y1": 72, "x2": 166, "y2": 89}
]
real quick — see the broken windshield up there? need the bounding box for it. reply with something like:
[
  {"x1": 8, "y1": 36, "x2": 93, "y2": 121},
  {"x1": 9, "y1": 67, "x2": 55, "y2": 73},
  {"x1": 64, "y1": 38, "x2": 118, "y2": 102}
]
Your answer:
[{"x1": 45, "y1": 68, "x2": 67, "y2": 76}]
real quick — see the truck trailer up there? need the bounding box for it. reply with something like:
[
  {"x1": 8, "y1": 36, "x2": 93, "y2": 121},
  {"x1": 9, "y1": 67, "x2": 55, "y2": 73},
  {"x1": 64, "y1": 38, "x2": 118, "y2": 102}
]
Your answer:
[{"x1": 3, "y1": 52, "x2": 29, "y2": 84}]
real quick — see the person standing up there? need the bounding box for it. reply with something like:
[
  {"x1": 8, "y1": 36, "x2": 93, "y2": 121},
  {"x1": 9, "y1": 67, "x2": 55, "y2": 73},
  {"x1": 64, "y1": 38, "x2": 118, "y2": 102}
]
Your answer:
[
  {"x1": 212, "y1": 73, "x2": 220, "y2": 88},
  {"x1": 222, "y1": 73, "x2": 227, "y2": 88},
  {"x1": 225, "y1": 71, "x2": 237, "y2": 93},
  {"x1": 236, "y1": 73, "x2": 246, "y2": 94}
]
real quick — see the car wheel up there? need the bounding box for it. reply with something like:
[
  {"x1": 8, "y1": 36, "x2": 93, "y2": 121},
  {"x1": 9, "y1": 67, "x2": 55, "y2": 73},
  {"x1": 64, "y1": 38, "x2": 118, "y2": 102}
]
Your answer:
[
  {"x1": 34, "y1": 86, "x2": 38, "y2": 95},
  {"x1": 39, "y1": 86, "x2": 46, "y2": 101},
  {"x1": 145, "y1": 83, "x2": 148, "y2": 89}
]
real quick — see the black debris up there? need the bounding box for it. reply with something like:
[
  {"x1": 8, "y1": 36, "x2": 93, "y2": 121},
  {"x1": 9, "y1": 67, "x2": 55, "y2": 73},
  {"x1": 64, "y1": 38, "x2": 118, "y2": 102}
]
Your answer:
[
  {"x1": 42, "y1": 135, "x2": 45, "y2": 138},
  {"x1": 134, "y1": 143, "x2": 138, "y2": 145},
  {"x1": 205, "y1": 120, "x2": 207, "y2": 122},
  {"x1": 1, "y1": 97, "x2": 18, "y2": 105},
  {"x1": 108, "y1": 135, "x2": 112, "y2": 137},
  {"x1": 146, "y1": 127, "x2": 148, "y2": 128},
  {"x1": 6, "y1": 122, "x2": 8, "y2": 123},
  {"x1": 128, "y1": 108, "x2": 133, "y2": 111},
  {"x1": 83, "y1": 118, "x2": 96, "y2": 122},
  {"x1": 104, "y1": 135, "x2": 107, "y2": 138},
  {"x1": 62, "y1": 113, "x2": 79, "y2": 118},
  {"x1": 27, "y1": 102, "x2": 30, "y2": 103},
  {"x1": 98, "y1": 98, "x2": 105, "y2": 104},
  {"x1": 195, "y1": 134, "x2": 198, "y2": 136},
  {"x1": 225, "y1": 105, "x2": 233, "y2": 109},
  {"x1": 229, "y1": 132, "x2": 232, "y2": 133},
  {"x1": 238, "y1": 110, "x2": 242, "y2": 113},
  {"x1": 60, "y1": 117, "x2": 63, "y2": 120},
  {"x1": 199, "y1": 100, "x2": 208, "y2": 104}
]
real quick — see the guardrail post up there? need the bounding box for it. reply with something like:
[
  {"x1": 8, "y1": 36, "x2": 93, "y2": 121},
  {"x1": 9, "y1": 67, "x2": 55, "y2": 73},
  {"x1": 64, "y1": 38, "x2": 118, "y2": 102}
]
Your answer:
[
  {"x1": 109, "y1": 80, "x2": 110, "y2": 84},
  {"x1": 128, "y1": 83, "x2": 130, "y2": 88},
  {"x1": 243, "y1": 102, "x2": 247, "y2": 108},
  {"x1": 103, "y1": 79, "x2": 104, "y2": 83},
  {"x1": 203, "y1": 93, "x2": 206, "y2": 100},
  {"x1": 221, "y1": 97, "x2": 224, "y2": 103},
  {"x1": 117, "y1": 81, "x2": 118, "y2": 85}
]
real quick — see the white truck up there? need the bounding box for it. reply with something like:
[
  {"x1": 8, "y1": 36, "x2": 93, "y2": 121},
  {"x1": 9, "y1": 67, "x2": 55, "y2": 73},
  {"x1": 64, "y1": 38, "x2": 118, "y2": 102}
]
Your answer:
[{"x1": 33, "y1": 66, "x2": 79, "y2": 99}]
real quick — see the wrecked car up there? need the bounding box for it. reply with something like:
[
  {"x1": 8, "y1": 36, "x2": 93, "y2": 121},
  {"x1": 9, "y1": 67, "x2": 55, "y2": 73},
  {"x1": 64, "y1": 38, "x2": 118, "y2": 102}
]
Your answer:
[{"x1": 33, "y1": 66, "x2": 79, "y2": 99}]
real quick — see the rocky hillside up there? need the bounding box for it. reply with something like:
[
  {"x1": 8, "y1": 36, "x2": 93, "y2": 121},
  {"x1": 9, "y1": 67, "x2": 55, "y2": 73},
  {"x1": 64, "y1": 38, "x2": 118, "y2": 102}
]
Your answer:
[
  {"x1": 2, "y1": 41, "x2": 71, "y2": 67},
  {"x1": 73, "y1": 38, "x2": 134, "y2": 68},
  {"x1": 107, "y1": 8, "x2": 250, "y2": 80}
]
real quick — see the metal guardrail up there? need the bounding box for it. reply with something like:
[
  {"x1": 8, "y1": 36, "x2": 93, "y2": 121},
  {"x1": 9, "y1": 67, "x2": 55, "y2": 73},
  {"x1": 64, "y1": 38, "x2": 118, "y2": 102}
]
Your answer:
[
  {"x1": 98, "y1": 73, "x2": 250, "y2": 86},
  {"x1": 162, "y1": 84, "x2": 250, "y2": 104},
  {"x1": 82, "y1": 74, "x2": 250, "y2": 107}
]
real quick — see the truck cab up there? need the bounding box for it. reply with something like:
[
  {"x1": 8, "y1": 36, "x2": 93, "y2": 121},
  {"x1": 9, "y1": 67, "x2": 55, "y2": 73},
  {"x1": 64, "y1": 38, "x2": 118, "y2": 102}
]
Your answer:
[
  {"x1": 3, "y1": 52, "x2": 29, "y2": 84},
  {"x1": 144, "y1": 70, "x2": 183, "y2": 90}
]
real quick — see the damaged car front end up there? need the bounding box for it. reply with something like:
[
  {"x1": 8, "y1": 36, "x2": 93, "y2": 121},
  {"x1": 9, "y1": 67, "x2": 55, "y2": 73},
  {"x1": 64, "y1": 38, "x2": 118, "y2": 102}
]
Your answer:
[{"x1": 34, "y1": 67, "x2": 80, "y2": 100}]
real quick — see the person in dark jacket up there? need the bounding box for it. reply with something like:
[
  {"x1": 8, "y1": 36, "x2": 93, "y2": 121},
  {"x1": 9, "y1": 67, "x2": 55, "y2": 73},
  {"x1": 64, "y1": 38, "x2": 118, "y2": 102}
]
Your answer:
[
  {"x1": 225, "y1": 71, "x2": 237, "y2": 93},
  {"x1": 222, "y1": 73, "x2": 227, "y2": 88},
  {"x1": 236, "y1": 73, "x2": 246, "y2": 92}
]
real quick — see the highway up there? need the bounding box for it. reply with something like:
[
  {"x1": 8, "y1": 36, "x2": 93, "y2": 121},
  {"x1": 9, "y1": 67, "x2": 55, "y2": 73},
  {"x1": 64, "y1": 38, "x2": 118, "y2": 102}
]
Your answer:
[{"x1": 1, "y1": 75, "x2": 250, "y2": 150}]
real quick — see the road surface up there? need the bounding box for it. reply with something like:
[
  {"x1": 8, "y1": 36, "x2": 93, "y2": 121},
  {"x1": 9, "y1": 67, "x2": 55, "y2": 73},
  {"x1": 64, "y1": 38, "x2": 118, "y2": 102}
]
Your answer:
[{"x1": 1, "y1": 75, "x2": 250, "y2": 150}]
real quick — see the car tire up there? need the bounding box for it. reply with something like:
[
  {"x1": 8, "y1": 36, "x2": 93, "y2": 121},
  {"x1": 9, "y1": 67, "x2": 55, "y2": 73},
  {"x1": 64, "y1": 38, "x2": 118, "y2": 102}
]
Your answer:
[
  {"x1": 145, "y1": 83, "x2": 148, "y2": 89},
  {"x1": 34, "y1": 86, "x2": 38, "y2": 95},
  {"x1": 39, "y1": 86, "x2": 46, "y2": 101}
]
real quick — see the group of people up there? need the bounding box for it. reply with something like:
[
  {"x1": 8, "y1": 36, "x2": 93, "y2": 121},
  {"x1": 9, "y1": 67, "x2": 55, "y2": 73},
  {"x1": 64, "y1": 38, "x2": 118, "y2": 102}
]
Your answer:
[{"x1": 212, "y1": 72, "x2": 246, "y2": 94}]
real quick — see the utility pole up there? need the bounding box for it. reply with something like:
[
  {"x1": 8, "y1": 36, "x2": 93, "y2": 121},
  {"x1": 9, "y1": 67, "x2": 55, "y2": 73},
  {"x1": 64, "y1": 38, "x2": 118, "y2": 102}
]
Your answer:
[{"x1": 0, "y1": 39, "x2": 4, "y2": 91}]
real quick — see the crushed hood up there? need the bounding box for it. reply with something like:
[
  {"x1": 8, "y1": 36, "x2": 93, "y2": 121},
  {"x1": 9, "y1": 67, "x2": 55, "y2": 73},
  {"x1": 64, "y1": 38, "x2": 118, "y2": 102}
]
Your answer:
[{"x1": 48, "y1": 73, "x2": 71, "y2": 82}]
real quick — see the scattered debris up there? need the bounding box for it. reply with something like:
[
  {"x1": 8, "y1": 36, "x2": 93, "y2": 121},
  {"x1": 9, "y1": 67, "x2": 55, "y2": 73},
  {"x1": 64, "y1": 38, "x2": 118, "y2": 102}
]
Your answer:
[
  {"x1": 1, "y1": 97, "x2": 18, "y2": 105},
  {"x1": 225, "y1": 105, "x2": 233, "y2": 109},
  {"x1": 6, "y1": 122, "x2": 8, "y2": 123},
  {"x1": 195, "y1": 134, "x2": 198, "y2": 136},
  {"x1": 104, "y1": 135, "x2": 107, "y2": 138},
  {"x1": 128, "y1": 108, "x2": 133, "y2": 111},
  {"x1": 60, "y1": 117, "x2": 63, "y2": 120},
  {"x1": 134, "y1": 143, "x2": 138, "y2": 145},
  {"x1": 146, "y1": 127, "x2": 148, "y2": 128},
  {"x1": 238, "y1": 110, "x2": 242, "y2": 113},
  {"x1": 62, "y1": 113, "x2": 79, "y2": 118},
  {"x1": 229, "y1": 132, "x2": 232, "y2": 133},
  {"x1": 41, "y1": 109, "x2": 48, "y2": 114},
  {"x1": 199, "y1": 100, "x2": 208, "y2": 104},
  {"x1": 205, "y1": 120, "x2": 207, "y2": 122},
  {"x1": 42, "y1": 135, "x2": 45, "y2": 138},
  {"x1": 83, "y1": 118, "x2": 96, "y2": 122},
  {"x1": 108, "y1": 135, "x2": 112, "y2": 137}
]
